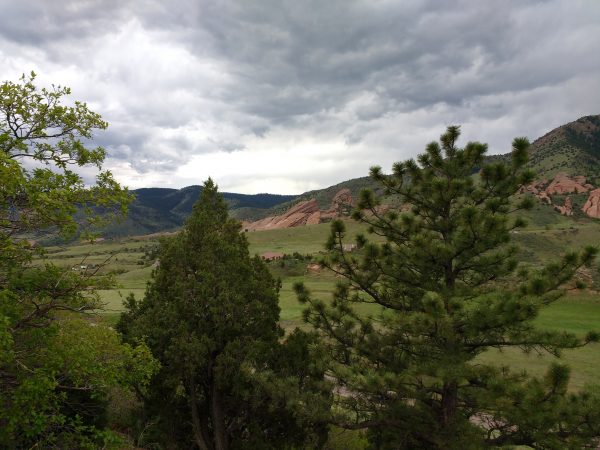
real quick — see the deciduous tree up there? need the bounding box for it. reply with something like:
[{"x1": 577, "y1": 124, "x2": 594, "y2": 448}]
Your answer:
[{"x1": 0, "y1": 73, "x2": 156, "y2": 448}]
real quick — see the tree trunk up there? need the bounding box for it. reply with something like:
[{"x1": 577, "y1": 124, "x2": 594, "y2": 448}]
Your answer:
[
  {"x1": 189, "y1": 381, "x2": 212, "y2": 450},
  {"x1": 211, "y1": 380, "x2": 229, "y2": 450},
  {"x1": 441, "y1": 381, "x2": 458, "y2": 426}
]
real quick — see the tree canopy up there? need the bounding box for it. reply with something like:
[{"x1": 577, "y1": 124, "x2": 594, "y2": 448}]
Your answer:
[
  {"x1": 0, "y1": 73, "x2": 156, "y2": 448},
  {"x1": 119, "y1": 179, "x2": 331, "y2": 450},
  {"x1": 296, "y1": 126, "x2": 600, "y2": 449}
]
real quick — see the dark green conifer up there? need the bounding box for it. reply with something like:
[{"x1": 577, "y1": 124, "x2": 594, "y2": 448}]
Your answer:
[
  {"x1": 120, "y1": 179, "x2": 330, "y2": 450},
  {"x1": 296, "y1": 126, "x2": 600, "y2": 449}
]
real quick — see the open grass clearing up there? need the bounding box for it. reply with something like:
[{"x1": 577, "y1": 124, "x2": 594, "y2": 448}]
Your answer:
[
  {"x1": 478, "y1": 292, "x2": 600, "y2": 390},
  {"x1": 42, "y1": 216, "x2": 600, "y2": 390}
]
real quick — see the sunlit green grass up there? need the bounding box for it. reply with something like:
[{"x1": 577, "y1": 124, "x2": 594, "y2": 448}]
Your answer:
[
  {"x1": 478, "y1": 293, "x2": 600, "y2": 390},
  {"x1": 41, "y1": 217, "x2": 600, "y2": 389},
  {"x1": 246, "y1": 219, "x2": 379, "y2": 256}
]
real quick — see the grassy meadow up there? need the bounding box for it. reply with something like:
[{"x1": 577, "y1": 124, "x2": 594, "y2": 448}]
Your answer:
[{"x1": 42, "y1": 215, "x2": 600, "y2": 390}]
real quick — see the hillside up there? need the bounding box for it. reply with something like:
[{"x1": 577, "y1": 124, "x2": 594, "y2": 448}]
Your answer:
[
  {"x1": 527, "y1": 115, "x2": 600, "y2": 183},
  {"x1": 102, "y1": 115, "x2": 600, "y2": 238},
  {"x1": 267, "y1": 176, "x2": 381, "y2": 213},
  {"x1": 101, "y1": 176, "x2": 382, "y2": 237},
  {"x1": 254, "y1": 115, "x2": 600, "y2": 222},
  {"x1": 102, "y1": 186, "x2": 296, "y2": 237}
]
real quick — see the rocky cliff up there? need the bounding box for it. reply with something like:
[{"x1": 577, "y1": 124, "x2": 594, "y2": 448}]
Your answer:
[
  {"x1": 521, "y1": 173, "x2": 599, "y2": 218},
  {"x1": 244, "y1": 189, "x2": 354, "y2": 231},
  {"x1": 582, "y1": 189, "x2": 600, "y2": 219}
]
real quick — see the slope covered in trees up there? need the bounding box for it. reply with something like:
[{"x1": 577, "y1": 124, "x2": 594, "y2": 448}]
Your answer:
[{"x1": 100, "y1": 186, "x2": 297, "y2": 237}]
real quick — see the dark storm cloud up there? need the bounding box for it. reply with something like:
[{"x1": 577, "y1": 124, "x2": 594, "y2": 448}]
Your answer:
[{"x1": 0, "y1": 0, "x2": 598, "y2": 191}]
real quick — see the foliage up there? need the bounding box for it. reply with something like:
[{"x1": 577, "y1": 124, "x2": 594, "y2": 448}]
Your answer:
[
  {"x1": 296, "y1": 126, "x2": 600, "y2": 449},
  {"x1": 0, "y1": 72, "x2": 131, "y2": 240},
  {"x1": 119, "y1": 179, "x2": 331, "y2": 450},
  {"x1": 0, "y1": 73, "x2": 156, "y2": 448}
]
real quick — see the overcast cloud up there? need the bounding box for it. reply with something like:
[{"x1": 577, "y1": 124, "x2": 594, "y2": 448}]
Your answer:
[{"x1": 1, "y1": 0, "x2": 599, "y2": 193}]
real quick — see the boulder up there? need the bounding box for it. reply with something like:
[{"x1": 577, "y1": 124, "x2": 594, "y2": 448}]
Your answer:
[
  {"x1": 582, "y1": 188, "x2": 600, "y2": 218},
  {"x1": 554, "y1": 196, "x2": 573, "y2": 216},
  {"x1": 537, "y1": 191, "x2": 552, "y2": 205},
  {"x1": 545, "y1": 173, "x2": 591, "y2": 195},
  {"x1": 306, "y1": 263, "x2": 321, "y2": 273}
]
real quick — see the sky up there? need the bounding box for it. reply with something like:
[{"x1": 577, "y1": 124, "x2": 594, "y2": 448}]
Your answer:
[{"x1": 1, "y1": 0, "x2": 599, "y2": 194}]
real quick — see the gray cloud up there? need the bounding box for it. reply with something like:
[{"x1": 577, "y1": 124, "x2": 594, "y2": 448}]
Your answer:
[{"x1": 0, "y1": 0, "x2": 598, "y2": 192}]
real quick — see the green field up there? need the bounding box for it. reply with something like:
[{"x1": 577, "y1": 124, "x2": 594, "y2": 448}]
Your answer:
[{"x1": 42, "y1": 216, "x2": 600, "y2": 390}]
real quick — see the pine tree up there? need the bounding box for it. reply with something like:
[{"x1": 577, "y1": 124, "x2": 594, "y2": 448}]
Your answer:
[
  {"x1": 119, "y1": 179, "x2": 330, "y2": 450},
  {"x1": 296, "y1": 126, "x2": 600, "y2": 449}
]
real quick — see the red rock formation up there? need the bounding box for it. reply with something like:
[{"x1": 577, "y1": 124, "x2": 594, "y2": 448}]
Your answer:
[
  {"x1": 330, "y1": 188, "x2": 353, "y2": 211},
  {"x1": 245, "y1": 189, "x2": 355, "y2": 231},
  {"x1": 321, "y1": 188, "x2": 354, "y2": 220},
  {"x1": 582, "y1": 189, "x2": 600, "y2": 219},
  {"x1": 521, "y1": 174, "x2": 596, "y2": 213},
  {"x1": 306, "y1": 210, "x2": 321, "y2": 225},
  {"x1": 545, "y1": 173, "x2": 591, "y2": 195},
  {"x1": 537, "y1": 191, "x2": 552, "y2": 205},
  {"x1": 518, "y1": 180, "x2": 545, "y2": 195},
  {"x1": 554, "y1": 196, "x2": 573, "y2": 216},
  {"x1": 246, "y1": 199, "x2": 321, "y2": 231}
]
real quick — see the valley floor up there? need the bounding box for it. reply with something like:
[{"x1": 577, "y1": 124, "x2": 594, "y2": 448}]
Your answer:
[{"x1": 43, "y1": 218, "x2": 600, "y2": 392}]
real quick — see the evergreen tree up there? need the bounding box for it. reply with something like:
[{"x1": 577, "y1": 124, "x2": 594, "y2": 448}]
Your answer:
[
  {"x1": 119, "y1": 179, "x2": 330, "y2": 450},
  {"x1": 296, "y1": 126, "x2": 600, "y2": 449}
]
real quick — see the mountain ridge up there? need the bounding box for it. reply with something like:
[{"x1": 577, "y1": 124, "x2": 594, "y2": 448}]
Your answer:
[{"x1": 103, "y1": 114, "x2": 600, "y2": 237}]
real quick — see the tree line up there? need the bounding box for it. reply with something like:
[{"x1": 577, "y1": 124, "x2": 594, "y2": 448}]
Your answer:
[{"x1": 1, "y1": 74, "x2": 599, "y2": 449}]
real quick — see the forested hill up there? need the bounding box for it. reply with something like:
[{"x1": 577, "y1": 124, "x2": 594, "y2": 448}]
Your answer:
[
  {"x1": 102, "y1": 186, "x2": 296, "y2": 237},
  {"x1": 103, "y1": 114, "x2": 600, "y2": 238},
  {"x1": 102, "y1": 177, "x2": 381, "y2": 237}
]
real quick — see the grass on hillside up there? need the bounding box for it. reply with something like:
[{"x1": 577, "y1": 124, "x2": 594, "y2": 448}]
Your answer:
[
  {"x1": 42, "y1": 214, "x2": 600, "y2": 390},
  {"x1": 245, "y1": 219, "x2": 375, "y2": 256},
  {"x1": 478, "y1": 292, "x2": 600, "y2": 391}
]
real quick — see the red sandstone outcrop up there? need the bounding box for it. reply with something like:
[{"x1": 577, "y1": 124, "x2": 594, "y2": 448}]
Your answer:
[
  {"x1": 518, "y1": 180, "x2": 545, "y2": 196},
  {"x1": 582, "y1": 189, "x2": 600, "y2": 219},
  {"x1": 245, "y1": 189, "x2": 355, "y2": 231},
  {"x1": 321, "y1": 188, "x2": 354, "y2": 220},
  {"x1": 520, "y1": 173, "x2": 597, "y2": 211},
  {"x1": 545, "y1": 173, "x2": 591, "y2": 195},
  {"x1": 331, "y1": 188, "x2": 354, "y2": 211},
  {"x1": 554, "y1": 196, "x2": 573, "y2": 216},
  {"x1": 245, "y1": 199, "x2": 321, "y2": 231},
  {"x1": 538, "y1": 191, "x2": 552, "y2": 205}
]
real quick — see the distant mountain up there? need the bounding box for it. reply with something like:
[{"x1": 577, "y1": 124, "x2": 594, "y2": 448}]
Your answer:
[
  {"x1": 102, "y1": 177, "x2": 383, "y2": 238},
  {"x1": 103, "y1": 186, "x2": 296, "y2": 237},
  {"x1": 102, "y1": 114, "x2": 600, "y2": 238}
]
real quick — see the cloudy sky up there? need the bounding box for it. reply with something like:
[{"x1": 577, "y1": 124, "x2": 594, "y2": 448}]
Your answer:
[{"x1": 1, "y1": 0, "x2": 599, "y2": 194}]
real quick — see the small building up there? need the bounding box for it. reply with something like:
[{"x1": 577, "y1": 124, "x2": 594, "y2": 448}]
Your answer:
[
  {"x1": 261, "y1": 252, "x2": 285, "y2": 261},
  {"x1": 342, "y1": 243, "x2": 357, "y2": 252}
]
